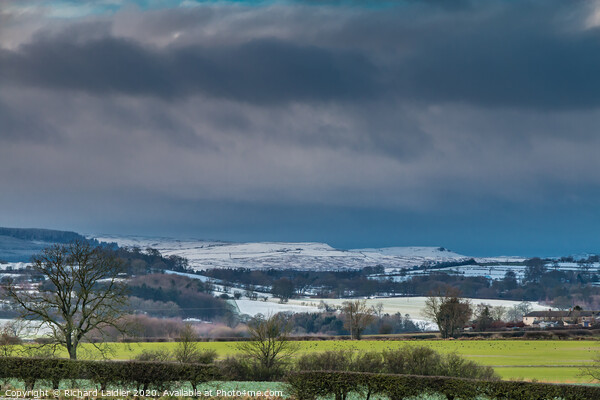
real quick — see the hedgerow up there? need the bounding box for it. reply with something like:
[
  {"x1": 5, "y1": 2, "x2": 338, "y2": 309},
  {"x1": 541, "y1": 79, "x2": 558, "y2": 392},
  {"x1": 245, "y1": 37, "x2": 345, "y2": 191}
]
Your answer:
[
  {"x1": 286, "y1": 371, "x2": 600, "y2": 400},
  {"x1": 0, "y1": 357, "x2": 219, "y2": 391}
]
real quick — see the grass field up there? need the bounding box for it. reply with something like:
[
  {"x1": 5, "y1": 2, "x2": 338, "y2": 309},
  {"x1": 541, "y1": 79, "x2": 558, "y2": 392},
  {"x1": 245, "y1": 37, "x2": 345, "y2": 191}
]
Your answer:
[{"x1": 34, "y1": 340, "x2": 600, "y2": 384}]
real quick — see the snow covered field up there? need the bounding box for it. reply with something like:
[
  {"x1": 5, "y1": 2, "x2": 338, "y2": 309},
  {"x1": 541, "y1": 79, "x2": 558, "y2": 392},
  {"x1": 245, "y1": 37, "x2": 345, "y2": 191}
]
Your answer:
[
  {"x1": 231, "y1": 297, "x2": 439, "y2": 330},
  {"x1": 233, "y1": 299, "x2": 319, "y2": 316},
  {"x1": 284, "y1": 297, "x2": 552, "y2": 320}
]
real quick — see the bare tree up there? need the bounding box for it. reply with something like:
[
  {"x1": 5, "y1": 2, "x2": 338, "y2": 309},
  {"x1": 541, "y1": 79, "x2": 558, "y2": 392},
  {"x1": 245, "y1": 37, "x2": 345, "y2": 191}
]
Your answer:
[
  {"x1": 518, "y1": 301, "x2": 533, "y2": 315},
  {"x1": 0, "y1": 320, "x2": 23, "y2": 357},
  {"x1": 341, "y1": 300, "x2": 376, "y2": 340},
  {"x1": 238, "y1": 314, "x2": 297, "y2": 369},
  {"x1": 422, "y1": 288, "x2": 472, "y2": 338},
  {"x1": 318, "y1": 300, "x2": 334, "y2": 312},
  {"x1": 174, "y1": 323, "x2": 201, "y2": 363},
  {"x1": 3, "y1": 240, "x2": 128, "y2": 359},
  {"x1": 173, "y1": 323, "x2": 216, "y2": 364},
  {"x1": 490, "y1": 306, "x2": 507, "y2": 322}
]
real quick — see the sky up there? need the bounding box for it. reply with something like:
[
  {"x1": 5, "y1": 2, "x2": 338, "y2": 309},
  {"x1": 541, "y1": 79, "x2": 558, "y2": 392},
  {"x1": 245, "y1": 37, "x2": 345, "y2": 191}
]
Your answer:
[{"x1": 2, "y1": 0, "x2": 600, "y2": 256}]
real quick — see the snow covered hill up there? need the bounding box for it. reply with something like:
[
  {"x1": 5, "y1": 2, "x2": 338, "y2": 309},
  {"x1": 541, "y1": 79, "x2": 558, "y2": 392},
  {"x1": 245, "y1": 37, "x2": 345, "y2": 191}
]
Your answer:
[{"x1": 92, "y1": 234, "x2": 480, "y2": 271}]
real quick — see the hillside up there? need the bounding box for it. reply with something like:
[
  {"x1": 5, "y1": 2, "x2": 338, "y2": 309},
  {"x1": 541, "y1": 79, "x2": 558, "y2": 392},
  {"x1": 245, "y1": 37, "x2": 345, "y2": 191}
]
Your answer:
[
  {"x1": 0, "y1": 227, "x2": 90, "y2": 263},
  {"x1": 94, "y1": 234, "x2": 501, "y2": 271}
]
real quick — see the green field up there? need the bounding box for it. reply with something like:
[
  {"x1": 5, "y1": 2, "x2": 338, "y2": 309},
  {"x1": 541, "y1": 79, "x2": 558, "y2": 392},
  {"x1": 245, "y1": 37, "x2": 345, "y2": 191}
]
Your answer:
[{"x1": 40, "y1": 340, "x2": 600, "y2": 384}]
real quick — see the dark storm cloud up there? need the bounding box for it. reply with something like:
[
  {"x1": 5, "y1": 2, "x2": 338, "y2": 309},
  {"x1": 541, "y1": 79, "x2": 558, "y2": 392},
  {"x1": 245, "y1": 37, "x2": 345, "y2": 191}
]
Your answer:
[
  {"x1": 320, "y1": 0, "x2": 600, "y2": 110},
  {"x1": 393, "y1": 6, "x2": 600, "y2": 109},
  {"x1": 2, "y1": 1, "x2": 600, "y2": 110},
  {"x1": 0, "y1": 36, "x2": 379, "y2": 104}
]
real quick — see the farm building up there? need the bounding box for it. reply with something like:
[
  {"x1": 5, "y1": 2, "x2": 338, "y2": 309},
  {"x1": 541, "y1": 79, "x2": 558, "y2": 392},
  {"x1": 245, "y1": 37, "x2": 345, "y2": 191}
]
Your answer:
[{"x1": 523, "y1": 309, "x2": 600, "y2": 327}]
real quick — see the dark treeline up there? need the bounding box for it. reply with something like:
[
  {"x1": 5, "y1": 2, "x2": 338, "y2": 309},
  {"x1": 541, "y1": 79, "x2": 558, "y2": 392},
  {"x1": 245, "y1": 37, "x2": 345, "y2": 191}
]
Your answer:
[
  {"x1": 128, "y1": 274, "x2": 233, "y2": 320},
  {"x1": 202, "y1": 266, "x2": 492, "y2": 298},
  {"x1": 202, "y1": 266, "x2": 385, "y2": 297},
  {"x1": 113, "y1": 247, "x2": 189, "y2": 275},
  {"x1": 420, "y1": 258, "x2": 477, "y2": 269},
  {"x1": 0, "y1": 227, "x2": 90, "y2": 244},
  {"x1": 285, "y1": 311, "x2": 420, "y2": 335},
  {"x1": 201, "y1": 258, "x2": 600, "y2": 305}
]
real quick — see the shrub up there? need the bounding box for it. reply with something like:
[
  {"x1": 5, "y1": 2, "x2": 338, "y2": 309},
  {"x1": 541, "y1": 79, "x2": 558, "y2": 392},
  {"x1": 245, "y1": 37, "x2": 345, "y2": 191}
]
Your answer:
[
  {"x1": 189, "y1": 349, "x2": 218, "y2": 364},
  {"x1": 351, "y1": 351, "x2": 383, "y2": 373},
  {"x1": 297, "y1": 350, "x2": 384, "y2": 374},
  {"x1": 439, "y1": 352, "x2": 496, "y2": 380},
  {"x1": 134, "y1": 346, "x2": 216, "y2": 365},
  {"x1": 217, "y1": 355, "x2": 287, "y2": 381},
  {"x1": 297, "y1": 351, "x2": 355, "y2": 372},
  {"x1": 217, "y1": 356, "x2": 255, "y2": 381},
  {"x1": 383, "y1": 346, "x2": 442, "y2": 376},
  {"x1": 134, "y1": 349, "x2": 173, "y2": 362}
]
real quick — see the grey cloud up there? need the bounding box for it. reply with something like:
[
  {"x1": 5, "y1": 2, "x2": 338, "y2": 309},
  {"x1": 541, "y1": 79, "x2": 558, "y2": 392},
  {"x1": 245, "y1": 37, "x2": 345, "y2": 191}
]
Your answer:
[
  {"x1": 0, "y1": 36, "x2": 380, "y2": 104},
  {"x1": 0, "y1": 100, "x2": 57, "y2": 141}
]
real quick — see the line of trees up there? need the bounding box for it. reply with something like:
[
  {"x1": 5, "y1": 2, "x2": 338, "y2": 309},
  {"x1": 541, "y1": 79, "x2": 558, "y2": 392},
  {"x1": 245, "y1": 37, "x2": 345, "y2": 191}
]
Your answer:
[{"x1": 200, "y1": 262, "x2": 600, "y2": 304}]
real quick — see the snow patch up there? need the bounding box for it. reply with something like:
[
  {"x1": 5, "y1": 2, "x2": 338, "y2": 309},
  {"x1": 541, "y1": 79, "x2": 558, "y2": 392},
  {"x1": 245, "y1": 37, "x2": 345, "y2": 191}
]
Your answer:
[{"x1": 234, "y1": 299, "x2": 319, "y2": 316}]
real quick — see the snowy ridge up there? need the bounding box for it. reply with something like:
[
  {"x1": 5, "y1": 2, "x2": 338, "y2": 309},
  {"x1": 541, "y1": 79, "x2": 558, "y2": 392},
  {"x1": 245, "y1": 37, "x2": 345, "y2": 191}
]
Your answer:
[
  {"x1": 356, "y1": 246, "x2": 463, "y2": 257},
  {"x1": 92, "y1": 235, "x2": 480, "y2": 271}
]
